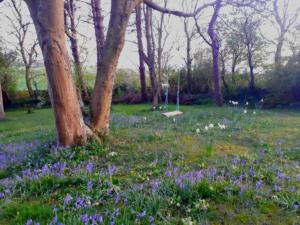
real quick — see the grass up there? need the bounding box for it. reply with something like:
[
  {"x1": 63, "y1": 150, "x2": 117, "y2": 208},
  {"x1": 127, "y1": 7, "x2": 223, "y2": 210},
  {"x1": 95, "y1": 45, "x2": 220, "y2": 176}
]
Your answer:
[{"x1": 0, "y1": 104, "x2": 300, "y2": 224}]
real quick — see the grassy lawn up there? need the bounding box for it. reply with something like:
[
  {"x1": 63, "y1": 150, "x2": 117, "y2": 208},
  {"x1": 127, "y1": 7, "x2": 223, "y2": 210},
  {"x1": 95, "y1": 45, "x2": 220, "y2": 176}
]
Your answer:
[{"x1": 0, "y1": 104, "x2": 299, "y2": 224}]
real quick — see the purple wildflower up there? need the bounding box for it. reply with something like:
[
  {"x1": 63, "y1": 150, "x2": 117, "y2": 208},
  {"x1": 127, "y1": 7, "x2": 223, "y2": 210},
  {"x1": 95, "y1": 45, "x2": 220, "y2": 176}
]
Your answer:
[
  {"x1": 87, "y1": 181, "x2": 93, "y2": 190},
  {"x1": 148, "y1": 216, "x2": 154, "y2": 222},
  {"x1": 255, "y1": 179, "x2": 263, "y2": 190},
  {"x1": 86, "y1": 162, "x2": 94, "y2": 174},
  {"x1": 137, "y1": 211, "x2": 146, "y2": 218},
  {"x1": 108, "y1": 165, "x2": 117, "y2": 176},
  {"x1": 81, "y1": 214, "x2": 89, "y2": 225},
  {"x1": 64, "y1": 194, "x2": 73, "y2": 205}
]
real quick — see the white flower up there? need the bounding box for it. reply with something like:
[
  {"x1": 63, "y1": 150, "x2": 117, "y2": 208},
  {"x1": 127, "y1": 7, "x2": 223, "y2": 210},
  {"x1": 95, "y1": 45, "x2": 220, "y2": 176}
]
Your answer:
[
  {"x1": 253, "y1": 111, "x2": 256, "y2": 115},
  {"x1": 159, "y1": 106, "x2": 162, "y2": 110},
  {"x1": 218, "y1": 123, "x2": 226, "y2": 129},
  {"x1": 244, "y1": 110, "x2": 247, "y2": 114},
  {"x1": 260, "y1": 99, "x2": 264, "y2": 103},
  {"x1": 209, "y1": 123, "x2": 214, "y2": 128},
  {"x1": 196, "y1": 128, "x2": 200, "y2": 133},
  {"x1": 109, "y1": 152, "x2": 118, "y2": 157},
  {"x1": 204, "y1": 126, "x2": 209, "y2": 131},
  {"x1": 246, "y1": 102, "x2": 249, "y2": 106}
]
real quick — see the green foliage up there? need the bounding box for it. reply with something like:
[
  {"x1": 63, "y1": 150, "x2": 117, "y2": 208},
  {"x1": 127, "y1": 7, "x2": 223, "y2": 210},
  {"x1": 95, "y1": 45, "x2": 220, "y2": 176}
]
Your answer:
[{"x1": 265, "y1": 53, "x2": 300, "y2": 107}]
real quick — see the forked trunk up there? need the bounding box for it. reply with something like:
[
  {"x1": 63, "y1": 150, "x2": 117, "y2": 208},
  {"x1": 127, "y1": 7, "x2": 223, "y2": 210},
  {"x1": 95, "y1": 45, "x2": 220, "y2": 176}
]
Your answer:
[
  {"x1": 25, "y1": 0, "x2": 88, "y2": 146},
  {"x1": 0, "y1": 83, "x2": 5, "y2": 120},
  {"x1": 90, "y1": 0, "x2": 138, "y2": 137}
]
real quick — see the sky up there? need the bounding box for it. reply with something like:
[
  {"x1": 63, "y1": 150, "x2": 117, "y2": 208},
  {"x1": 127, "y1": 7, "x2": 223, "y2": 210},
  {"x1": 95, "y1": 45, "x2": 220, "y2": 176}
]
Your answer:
[{"x1": 0, "y1": 0, "x2": 299, "y2": 71}]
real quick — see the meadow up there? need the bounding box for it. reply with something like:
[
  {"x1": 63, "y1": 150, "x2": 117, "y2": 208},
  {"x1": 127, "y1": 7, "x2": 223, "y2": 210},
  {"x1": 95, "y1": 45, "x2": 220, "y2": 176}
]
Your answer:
[{"x1": 0, "y1": 104, "x2": 300, "y2": 225}]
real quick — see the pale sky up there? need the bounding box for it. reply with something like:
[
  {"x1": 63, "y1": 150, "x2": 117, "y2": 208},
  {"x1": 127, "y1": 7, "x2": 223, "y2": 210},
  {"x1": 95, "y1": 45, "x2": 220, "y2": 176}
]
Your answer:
[{"x1": 0, "y1": 0, "x2": 299, "y2": 71}]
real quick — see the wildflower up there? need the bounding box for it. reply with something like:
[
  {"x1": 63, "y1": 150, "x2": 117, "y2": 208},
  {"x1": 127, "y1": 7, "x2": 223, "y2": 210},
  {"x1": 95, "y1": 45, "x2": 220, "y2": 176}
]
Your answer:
[
  {"x1": 137, "y1": 211, "x2": 146, "y2": 218},
  {"x1": 87, "y1": 181, "x2": 93, "y2": 190},
  {"x1": 81, "y1": 214, "x2": 89, "y2": 225},
  {"x1": 204, "y1": 126, "x2": 209, "y2": 131},
  {"x1": 86, "y1": 162, "x2": 93, "y2": 174},
  {"x1": 159, "y1": 106, "x2": 162, "y2": 110},
  {"x1": 246, "y1": 102, "x2": 249, "y2": 106},
  {"x1": 109, "y1": 152, "x2": 118, "y2": 157},
  {"x1": 196, "y1": 128, "x2": 200, "y2": 133},
  {"x1": 244, "y1": 110, "x2": 247, "y2": 114},
  {"x1": 148, "y1": 216, "x2": 154, "y2": 222},
  {"x1": 261, "y1": 98, "x2": 264, "y2": 103},
  {"x1": 276, "y1": 171, "x2": 285, "y2": 180},
  {"x1": 108, "y1": 165, "x2": 117, "y2": 176},
  {"x1": 64, "y1": 194, "x2": 73, "y2": 205},
  {"x1": 255, "y1": 179, "x2": 263, "y2": 190},
  {"x1": 26, "y1": 219, "x2": 33, "y2": 225},
  {"x1": 253, "y1": 111, "x2": 256, "y2": 115},
  {"x1": 209, "y1": 123, "x2": 214, "y2": 128},
  {"x1": 292, "y1": 202, "x2": 299, "y2": 210},
  {"x1": 218, "y1": 123, "x2": 226, "y2": 129}
]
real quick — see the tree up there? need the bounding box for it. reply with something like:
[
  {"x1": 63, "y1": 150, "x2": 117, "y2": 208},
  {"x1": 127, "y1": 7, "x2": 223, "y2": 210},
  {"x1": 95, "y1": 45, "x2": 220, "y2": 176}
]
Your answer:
[
  {"x1": 6, "y1": 0, "x2": 38, "y2": 99},
  {"x1": 135, "y1": 4, "x2": 148, "y2": 102},
  {"x1": 239, "y1": 14, "x2": 265, "y2": 93},
  {"x1": 271, "y1": 0, "x2": 299, "y2": 67},
  {"x1": 0, "y1": 42, "x2": 17, "y2": 120},
  {"x1": 16, "y1": 0, "x2": 214, "y2": 146},
  {"x1": 195, "y1": 0, "x2": 223, "y2": 106},
  {"x1": 144, "y1": 4, "x2": 160, "y2": 107},
  {"x1": 64, "y1": 0, "x2": 89, "y2": 102}
]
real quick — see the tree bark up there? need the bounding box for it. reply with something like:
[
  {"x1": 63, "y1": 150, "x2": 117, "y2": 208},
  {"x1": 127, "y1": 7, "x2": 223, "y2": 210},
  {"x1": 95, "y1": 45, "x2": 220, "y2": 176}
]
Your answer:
[
  {"x1": 145, "y1": 4, "x2": 159, "y2": 106},
  {"x1": 0, "y1": 83, "x2": 5, "y2": 120},
  {"x1": 275, "y1": 34, "x2": 284, "y2": 67},
  {"x1": 65, "y1": 0, "x2": 89, "y2": 102},
  {"x1": 184, "y1": 19, "x2": 193, "y2": 93},
  {"x1": 90, "y1": 0, "x2": 139, "y2": 136},
  {"x1": 247, "y1": 45, "x2": 255, "y2": 93},
  {"x1": 25, "y1": 0, "x2": 88, "y2": 146},
  {"x1": 91, "y1": 0, "x2": 106, "y2": 80},
  {"x1": 135, "y1": 5, "x2": 148, "y2": 102},
  {"x1": 208, "y1": 0, "x2": 223, "y2": 106},
  {"x1": 25, "y1": 66, "x2": 34, "y2": 98}
]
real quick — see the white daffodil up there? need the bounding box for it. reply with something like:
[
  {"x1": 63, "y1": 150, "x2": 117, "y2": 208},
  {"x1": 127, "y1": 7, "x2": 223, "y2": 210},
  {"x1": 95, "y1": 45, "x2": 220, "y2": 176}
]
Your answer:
[{"x1": 218, "y1": 123, "x2": 226, "y2": 129}]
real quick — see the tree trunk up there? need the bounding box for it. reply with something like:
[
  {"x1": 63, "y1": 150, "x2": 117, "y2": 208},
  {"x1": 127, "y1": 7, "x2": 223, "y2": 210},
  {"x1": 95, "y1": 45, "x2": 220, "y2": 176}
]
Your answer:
[
  {"x1": 90, "y1": 0, "x2": 138, "y2": 136},
  {"x1": 221, "y1": 56, "x2": 229, "y2": 95},
  {"x1": 91, "y1": 0, "x2": 106, "y2": 81},
  {"x1": 25, "y1": 66, "x2": 34, "y2": 98},
  {"x1": 145, "y1": 5, "x2": 159, "y2": 107},
  {"x1": 275, "y1": 35, "x2": 284, "y2": 67},
  {"x1": 135, "y1": 5, "x2": 148, "y2": 102},
  {"x1": 212, "y1": 42, "x2": 223, "y2": 106},
  {"x1": 65, "y1": 0, "x2": 89, "y2": 102},
  {"x1": 0, "y1": 83, "x2": 5, "y2": 120},
  {"x1": 247, "y1": 46, "x2": 255, "y2": 93},
  {"x1": 208, "y1": 0, "x2": 223, "y2": 106},
  {"x1": 25, "y1": 0, "x2": 88, "y2": 146},
  {"x1": 186, "y1": 37, "x2": 192, "y2": 92}
]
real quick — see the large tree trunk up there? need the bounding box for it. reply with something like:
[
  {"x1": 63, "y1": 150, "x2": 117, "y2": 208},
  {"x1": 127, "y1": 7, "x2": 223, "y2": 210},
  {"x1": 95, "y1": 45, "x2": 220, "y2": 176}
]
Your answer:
[
  {"x1": 135, "y1": 5, "x2": 148, "y2": 102},
  {"x1": 90, "y1": 0, "x2": 138, "y2": 136},
  {"x1": 25, "y1": 0, "x2": 88, "y2": 146},
  {"x1": 0, "y1": 83, "x2": 5, "y2": 120},
  {"x1": 208, "y1": 0, "x2": 223, "y2": 106},
  {"x1": 211, "y1": 42, "x2": 223, "y2": 106},
  {"x1": 65, "y1": 0, "x2": 89, "y2": 102},
  {"x1": 145, "y1": 5, "x2": 159, "y2": 107},
  {"x1": 25, "y1": 66, "x2": 34, "y2": 98}
]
